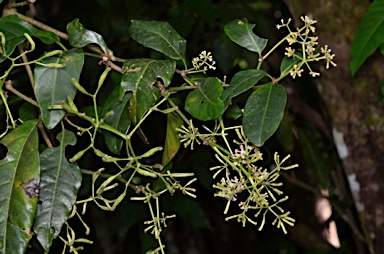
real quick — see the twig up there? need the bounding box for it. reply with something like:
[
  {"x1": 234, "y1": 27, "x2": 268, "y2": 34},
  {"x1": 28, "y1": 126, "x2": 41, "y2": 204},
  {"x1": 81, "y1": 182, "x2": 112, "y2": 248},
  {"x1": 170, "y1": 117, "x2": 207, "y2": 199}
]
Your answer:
[
  {"x1": 14, "y1": 12, "x2": 68, "y2": 40},
  {"x1": 14, "y1": 12, "x2": 123, "y2": 74},
  {"x1": 6, "y1": 1, "x2": 29, "y2": 8},
  {"x1": 38, "y1": 121, "x2": 52, "y2": 148},
  {"x1": 5, "y1": 80, "x2": 38, "y2": 107},
  {"x1": 17, "y1": 45, "x2": 35, "y2": 88}
]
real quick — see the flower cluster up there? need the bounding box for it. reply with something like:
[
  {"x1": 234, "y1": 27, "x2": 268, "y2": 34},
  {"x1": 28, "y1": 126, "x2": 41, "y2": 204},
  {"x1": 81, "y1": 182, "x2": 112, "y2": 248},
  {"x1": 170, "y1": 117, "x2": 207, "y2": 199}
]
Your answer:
[
  {"x1": 176, "y1": 120, "x2": 200, "y2": 150},
  {"x1": 276, "y1": 16, "x2": 336, "y2": 78},
  {"x1": 208, "y1": 127, "x2": 298, "y2": 233},
  {"x1": 191, "y1": 50, "x2": 216, "y2": 73}
]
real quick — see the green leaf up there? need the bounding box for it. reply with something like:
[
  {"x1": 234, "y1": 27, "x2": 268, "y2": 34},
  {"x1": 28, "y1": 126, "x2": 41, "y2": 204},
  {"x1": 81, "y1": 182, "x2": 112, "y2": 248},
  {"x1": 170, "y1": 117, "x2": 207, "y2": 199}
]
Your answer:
[
  {"x1": 67, "y1": 19, "x2": 108, "y2": 52},
  {"x1": 0, "y1": 15, "x2": 60, "y2": 63},
  {"x1": 34, "y1": 48, "x2": 84, "y2": 129},
  {"x1": 120, "y1": 59, "x2": 175, "y2": 124},
  {"x1": 221, "y1": 69, "x2": 267, "y2": 106},
  {"x1": 185, "y1": 78, "x2": 225, "y2": 121},
  {"x1": 100, "y1": 86, "x2": 131, "y2": 154},
  {"x1": 19, "y1": 102, "x2": 38, "y2": 122},
  {"x1": 224, "y1": 18, "x2": 268, "y2": 55},
  {"x1": 243, "y1": 83, "x2": 286, "y2": 146},
  {"x1": 0, "y1": 120, "x2": 40, "y2": 254},
  {"x1": 162, "y1": 112, "x2": 183, "y2": 166},
  {"x1": 129, "y1": 20, "x2": 187, "y2": 64},
  {"x1": 224, "y1": 104, "x2": 243, "y2": 120},
  {"x1": 33, "y1": 129, "x2": 82, "y2": 251},
  {"x1": 350, "y1": 0, "x2": 384, "y2": 75},
  {"x1": 280, "y1": 54, "x2": 302, "y2": 75}
]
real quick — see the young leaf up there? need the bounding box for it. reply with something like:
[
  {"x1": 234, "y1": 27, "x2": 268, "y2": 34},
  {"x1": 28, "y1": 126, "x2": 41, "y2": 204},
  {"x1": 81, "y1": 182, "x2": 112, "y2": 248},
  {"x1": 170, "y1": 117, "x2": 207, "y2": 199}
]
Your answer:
[
  {"x1": 350, "y1": 0, "x2": 384, "y2": 75},
  {"x1": 184, "y1": 77, "x2": 225, "y2": 121},
  {"x1": 129, "y1": 20, "x2": 187, "y2": 64},
  {"x1": 221, "y1": 69, "x2": 267, "y2": 106},
  {"x1": 100, "y1": 86, "x2": 131, "y2": 154},
  {"x1": 243, "y1": 83, "x2": 286, "y2": 146},
  {"x1": 33, "y1": 128, "x2": 82, "y2": 251},
  {"x1": 224, "y1": 18, "x2": 268, "y2": 55},
  {"x1": 34, "y1": 48, "x2": 84, "y2": 129},
  {"x1": 0, "y1": 120, "x2": 40, "y2": 254},
  {"x1": 67, "y1": 19, "x2": 108, "y2": 52},
  {"x1": 162, "y1": 112, "x2": 183, "y2": 166},
  {"x1": 120, "y1": 59, "x2": 175, "y2": 124},
  {"x1": 0, "y1": 15, "x2": 60, "y2": 63}
]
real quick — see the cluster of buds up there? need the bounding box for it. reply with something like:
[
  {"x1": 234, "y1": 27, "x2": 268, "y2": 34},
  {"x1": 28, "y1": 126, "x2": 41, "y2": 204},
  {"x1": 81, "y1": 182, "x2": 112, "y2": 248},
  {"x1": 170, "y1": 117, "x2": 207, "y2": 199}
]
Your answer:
[
  {"x1": 277, "y1": 16, "x2": 336, "y2": 78},
  {"x1": 191, "y1": 50, "x2": 216, "y2": 73}
]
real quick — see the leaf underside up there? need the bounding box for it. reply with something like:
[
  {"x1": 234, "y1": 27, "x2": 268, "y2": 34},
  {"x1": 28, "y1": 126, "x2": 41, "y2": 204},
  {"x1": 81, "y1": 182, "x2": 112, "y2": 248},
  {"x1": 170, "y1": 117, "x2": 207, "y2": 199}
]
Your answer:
[
  {"x1": 224, "y1": 18, "x2": 268, "y2": 55},
  {"x1": 129, "y1": 20, "x2": 187, "y2": 63}
]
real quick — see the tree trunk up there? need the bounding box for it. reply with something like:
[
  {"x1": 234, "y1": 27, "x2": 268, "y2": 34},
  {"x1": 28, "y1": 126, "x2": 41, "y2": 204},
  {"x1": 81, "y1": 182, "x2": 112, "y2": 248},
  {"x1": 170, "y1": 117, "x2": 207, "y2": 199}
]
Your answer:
[{"x1": 283, "y1": 1, "x2": 384, "y2": 253}]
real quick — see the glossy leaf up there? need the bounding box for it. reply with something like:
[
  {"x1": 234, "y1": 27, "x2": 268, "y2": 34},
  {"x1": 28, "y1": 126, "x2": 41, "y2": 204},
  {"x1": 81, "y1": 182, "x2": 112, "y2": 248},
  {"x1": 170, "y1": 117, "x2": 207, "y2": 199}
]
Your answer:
[
  {"x1": 129, "y1": 20, "x2": 187, "y2": 64},
  {"x1": 224, "y1": 18, "x2": 268, "y2": 54},
  {"x1": 33, "y1": 129, "x2": 82, "y2": 251},
  {"x1": 221, "y1": 69, "x2": 267, "y2": 106},
  {"x1": 243, "y1": 83, "x2": 286, "y2": 146},
  {"x1": 0, "y1": 15, "x2": 60, "y2": 63},
  {"x1": 185, "y1": 78, "x2": 225, "y2": 121},
  {"x1": 120, "y1": 59, "x2": 175, "y2": 124},
  {"x1": 0, "y1": 120, "x2": 40, "y2": 254},
  {"x1": 101, "y1": 86, "x2": 131, "y2": 154},
  {"x1": 162, "y1": 112, "x2": 183, "y2": 166},
  {"x1": 67, "y1": 19, "x2": 108, "y2": 52},
  {"x1": 34, "y1": 48, "x2": 84, "y2": 129},
  {"x1": 350, "y1": 0, "x2": 384, "y2": 75}
]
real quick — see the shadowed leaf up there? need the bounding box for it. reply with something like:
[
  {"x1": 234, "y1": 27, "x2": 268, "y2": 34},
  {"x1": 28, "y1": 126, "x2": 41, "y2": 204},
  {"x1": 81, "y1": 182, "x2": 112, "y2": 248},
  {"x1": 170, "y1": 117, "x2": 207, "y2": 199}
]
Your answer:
[{"x1": 33, "y1": 128, "x2": 82, "y2": 251}]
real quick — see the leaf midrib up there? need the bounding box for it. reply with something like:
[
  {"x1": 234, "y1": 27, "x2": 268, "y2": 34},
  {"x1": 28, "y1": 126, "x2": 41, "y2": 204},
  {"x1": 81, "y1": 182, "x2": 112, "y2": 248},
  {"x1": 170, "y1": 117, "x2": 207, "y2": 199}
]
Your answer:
[{"x1": 2, "y1": 122, "x2": 37, "y2": 252}]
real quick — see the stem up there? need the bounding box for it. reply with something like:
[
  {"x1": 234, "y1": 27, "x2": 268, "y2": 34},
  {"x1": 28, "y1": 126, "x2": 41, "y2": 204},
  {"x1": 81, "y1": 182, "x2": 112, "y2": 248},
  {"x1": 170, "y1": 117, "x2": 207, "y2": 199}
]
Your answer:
[
  {"x1": 5, "y1": 81, "x2": 38, "y2": 107},
  {"x1": 167, "y1": 97, "x2": 189, "y2": 124},
  {"x1": 39, "y1": 121, "x2": 53, "y2": 148},
  {"x1": 0, "y1": 83, "x2": 16, "y2": 129},
  {"x1": 5, "y1": 1, "x2": 29, "y2": 8},
  {"x1": 127, "y1": 96, "x2": 168, "y2": 139},
  {"x1": 13, "y1": 13, "x2": 123, "y2": 73},
  {"x1": 15, "y1": 13, "x2": 68, "y2": 40},
  {"x1": 17, "y1": 45, "x2": 35, "y2": 88}
]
